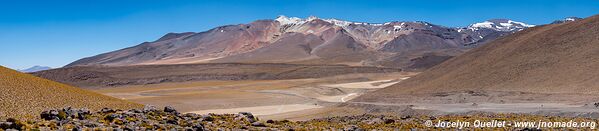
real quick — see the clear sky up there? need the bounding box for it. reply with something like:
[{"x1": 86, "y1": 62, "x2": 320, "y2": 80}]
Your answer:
[{"x1": 1, "y1": 0, "x2": 598, "y2": 69}]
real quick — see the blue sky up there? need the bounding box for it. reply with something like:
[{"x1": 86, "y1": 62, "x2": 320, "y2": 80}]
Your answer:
[{"x1": 1, "y1": 0, "x2": 598, "y2": 69}]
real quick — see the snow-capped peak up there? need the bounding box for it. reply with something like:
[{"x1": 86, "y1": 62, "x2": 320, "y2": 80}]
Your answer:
[
  {"x1": 19, "y1": 65, "x2": 52, "y2": 73},
  {"x1": 275, "y1": 15, "x2": 307, "y2": 25},
  {"x1": 468, "y1": 19, "x2": 534, "y2": 31},
  {"x1": 321, "y1": 18, "x2": 354, "y2": 27},
  {"x1": 274, "y1": 15, "x2": 386, "y2": 27},
  {"x1": 551, "y1": 17, "x2": 582, "y2": 24},
  {"x1": 562, "y1": 17, "x2": 582, "y2": 22},
  {"x1": 307, "y1": 16, "x2": 319, "y2": 21},
  {"x1": 321, "y1": 18, "x2": 391, "y2": 27}
]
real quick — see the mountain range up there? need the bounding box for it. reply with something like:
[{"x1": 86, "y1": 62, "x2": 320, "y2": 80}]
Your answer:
[
  {"x1": 354, "y1": 15, "x2": 598, "y2": 103},
  {"x1": 65, "y1": 16, "x2": 538, "y2": 70}
]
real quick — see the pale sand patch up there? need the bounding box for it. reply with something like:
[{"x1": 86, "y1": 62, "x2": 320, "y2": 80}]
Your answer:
[
  {"x1": 186, "y1": 104, "x2": 324, "y2": 116},
  {"x1": 341, "y1": 93, "x2": 359, "y2": 102},
  {"x1": 322, "y1": 79, "x2": 400, "y2": 89},
  {"x1": 173, "y1": 57, "x2": 224, "y2": 64},
  {"x1": 316, "y1": 93, "x2": 359, "y2": 102},
  {"x1": 310, "y1": 78, "x2": 412, "y2": 102},
  {"x1": 137, "y1": 57, "x2": 223, "y2": 65}
]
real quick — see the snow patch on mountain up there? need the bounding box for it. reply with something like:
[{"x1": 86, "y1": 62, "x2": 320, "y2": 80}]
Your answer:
[
  {"x1": 322, "y1": 18, "x2": 353, "y2": 27},
  {"x1": 320, "y1": 17, "x2": 389, "y2": 27},
  {"x1": 19, "y1": 66, "x2": 52, "y2": 73},
  {"x1": 275, "y1": 15, "x2": 307, "y2": 25},
  {"x1": 468, "y1": 19, "x2": 534, "y2": 31},
  {"x1": 275, "y1": 15, "x2": 390, "y2": 27},
  {"x1": 565, "y1": 17, "x2": 577, "y2": 21},
  {"x1": 551, "y1": 17, "x2": 583, "y2": 24}
]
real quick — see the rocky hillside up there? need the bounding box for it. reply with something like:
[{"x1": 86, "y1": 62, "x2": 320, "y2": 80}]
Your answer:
[
  {"x1": 66, "y1": 16, "x2": 533, "y2": 70},
  {"x1": 354, "y1": 14, "x2": 599, "y2": 103},
  {"x1": 0, "y1": 66, "x2": 142, "y2": 119}
]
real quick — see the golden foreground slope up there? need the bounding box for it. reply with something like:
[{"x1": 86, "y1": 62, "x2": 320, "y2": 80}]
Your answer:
[{"x1": 0, "y1": 66, "x2": 142, "y2": 120}]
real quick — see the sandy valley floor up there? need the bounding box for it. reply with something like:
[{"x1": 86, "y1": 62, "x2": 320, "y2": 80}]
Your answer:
[
  {"x1": 94, "y1": 71, "x2": 599, "y2": 120},
  {"x1": 94, "y1": 72, "x2": 413, "y2": 120}
]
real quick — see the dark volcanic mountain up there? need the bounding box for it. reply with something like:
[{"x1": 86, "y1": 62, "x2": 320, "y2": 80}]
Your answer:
[
  {"x1": 66, "y1": 16, "x2": 533, "y2": 69},
  {"x1": 354, "y1": 15, "x2": 599, "y2": 103}
]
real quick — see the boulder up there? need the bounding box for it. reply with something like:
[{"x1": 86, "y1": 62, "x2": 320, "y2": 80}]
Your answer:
[
  {"x1": 104, "y1": 113, "x2": 120, "y2": 122},
  {"x1": 238, "y1": 112, "x2": 257, "y2": 123},
  {"x1": 41, "y1": 110, "x2": 60, "y2": 120},
  {"x1": 251, "y1": 122, "x2": 266, "y2": 127},
  {"x1": 40, "y1": 111, "x2": 53, "y2": 120},
  {"x1": 72, "y1": 126, "x2": 82, "y2": 131},
  {"x1": 343, "y1": 125, "x2": 364, "y2": 131},
  {"x1": 202, "y1": 115, "x2": 214, "y2": 122},
  {"x1": 100, "y1": 108, "x2": 115, "y2": 113},
  {"x1": 77, "y1": 108, "x2": 90, "y2": 120},
  {"x1": 365, "y1": 118, "x2": 383, "y2": 124},
  {"x1": 384, "y1": 119, "x2": 395, "y2": 124},
  {"x1": 192, "y1": 123, "x2": 205, "y2": 131},
  {"x1": 182, "y1": 113, "x2": 200, "y2": 120},
  {"x1": 62, "y1": 107, "x2": 78, "y2": 118},
  {"x1": 166, "y1": 119, "x2": 178, "y2": 125},
  {"x1": 164, "y1": 106, "x2": 177, "y2": 113},
  {"x1": 128, "y1": 109, "x2": 142, "y2": 113},
  {"x1": 143, "y1": 105, "x2": 157, "y2": 112},
  {"x1": 0, "y1": 122, "x2": 12, "y2": 130}
]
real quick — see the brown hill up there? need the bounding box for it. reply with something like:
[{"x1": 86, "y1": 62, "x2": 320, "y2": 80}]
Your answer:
[
  {"x1": 354, "y1": 15, "x2": 599, "y2": 103},
  {"x1": 0, "y1": 66, "x2": 142, "y2": 119},
  {"x1": 33, "y1": 63, "x2": 401, "y2": 88}
]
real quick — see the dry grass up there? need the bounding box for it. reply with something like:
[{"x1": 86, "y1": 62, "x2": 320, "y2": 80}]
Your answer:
[{"x1": 0, "y1": 66, "x2": 142, "y2": 120}]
